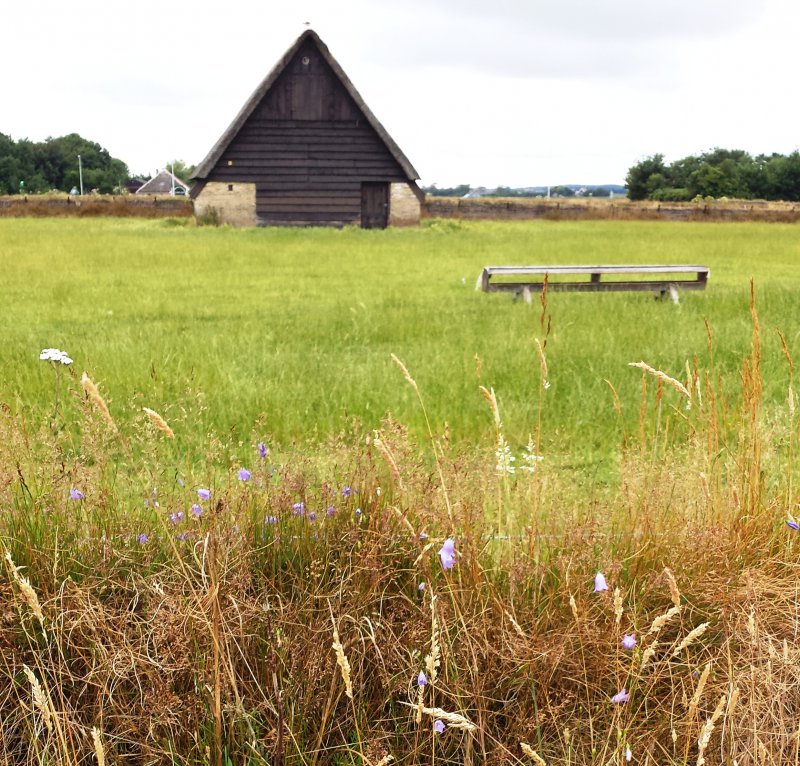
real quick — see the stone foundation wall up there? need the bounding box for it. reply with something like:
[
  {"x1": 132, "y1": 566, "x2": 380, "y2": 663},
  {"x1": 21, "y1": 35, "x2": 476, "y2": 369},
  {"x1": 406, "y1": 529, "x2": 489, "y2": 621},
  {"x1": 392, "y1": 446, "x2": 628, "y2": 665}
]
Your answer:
[
  {"x1": 389, "y1": 183, "x2": 421, "y2": 226},
  {"x1": 194, "y1": 182, "x2": 257, "y2": 227}
]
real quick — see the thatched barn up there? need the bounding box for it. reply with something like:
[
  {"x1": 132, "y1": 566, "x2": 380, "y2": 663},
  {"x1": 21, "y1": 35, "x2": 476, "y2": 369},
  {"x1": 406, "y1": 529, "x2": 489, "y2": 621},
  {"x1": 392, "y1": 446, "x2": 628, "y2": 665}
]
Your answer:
[
  {"x1": 190, "y1": 30, "x2": 422, "y2": 228},
  {"x1": 136, "y1": 169, "x2": 190, "y2": 196}
]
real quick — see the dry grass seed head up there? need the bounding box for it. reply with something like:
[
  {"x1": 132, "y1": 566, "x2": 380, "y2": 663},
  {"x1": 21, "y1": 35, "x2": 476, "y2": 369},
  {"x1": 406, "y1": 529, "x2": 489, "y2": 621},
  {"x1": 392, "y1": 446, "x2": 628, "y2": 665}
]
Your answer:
[
  {"x1": 387, "y1": 505, "x2": 416, "y2": 537},
  {"x1": 569, "y1": 594, "x2": 579, "y2": 622},
  {"x1": 413, "y1": 542, "x2": 435, "y2": 568},
  {"x1": 629, "y1": 361, "x2": 691, "y2": 399},
  {"x1": 505, "y1": 609, "x2": 525, "y2": 637},
  {"x1": 696, "y1": 693, "x2": 727, "y2": 766},
  {"x1": 644, "y1": 605, "x2": 681, "y2": 640},
  {"x1": 688, "y1": 661, "x2": 713, "y2": 716},
  {"x1": 672, "y1": 622, "x2": 710, "y2": 657},
  {"x1": 142, "y1": 407, "x2": 175, "y2": 439},
  {"x1": 5, "y1": 551, "x2": 45, "y2": 633},
  {"x1": 479, "y1": 385, "x2": 502, "y2": 429},
  {"x1": 613, "y1": 587, "x2": 623, "y2": 625},
  {"x1": 520, "y1": 742, "x2": 547, "y2": 765},
  {"x1": 405, "y1": 703, "x2": 476, "y2": 732},
  {"x1": 81, "y1": 372, "x2": 118, "y2": 433},
  {"x1": 372, "y1": 431, "x2": 404, "y2": 488},
  {"x1": 329, "y1": 606, "x2": 353, "y2": 700},
  {"x1": 91, "y1": 727, "x2": 106, "y2": 766},
  {"x1": 424, "y1": 593, "x2": 441, "y2": 685},
  {"x1": 22, "y1": 664, "x2": 52, "y2": 733},
  {"x1": 640, "y1": 642, "x2": 659, "y2": 671},
  {"x1": 664, "y1": 567, "x2": 682, "y2": 608},
  {"x1": 390, "y1": 353, "x2": 419, "y2": 393}
]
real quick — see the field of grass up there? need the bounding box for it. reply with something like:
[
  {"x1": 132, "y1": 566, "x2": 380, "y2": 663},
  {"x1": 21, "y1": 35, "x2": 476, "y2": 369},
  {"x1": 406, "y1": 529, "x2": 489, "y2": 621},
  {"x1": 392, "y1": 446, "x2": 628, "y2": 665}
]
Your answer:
[
  {"x1": 1, "y1": 217, "x2": 799, "y2": 464},
  {"x1": 2, "y1": 217, "x2": 800, "y2": 765}
]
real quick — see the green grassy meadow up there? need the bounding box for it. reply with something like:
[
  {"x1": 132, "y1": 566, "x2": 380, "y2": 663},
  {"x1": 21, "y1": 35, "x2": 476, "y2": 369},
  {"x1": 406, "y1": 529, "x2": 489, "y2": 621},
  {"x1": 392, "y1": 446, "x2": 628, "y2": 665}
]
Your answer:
[
  {"x1": 2, "y1": 216, "x2": 798, "y2": 467},
  {"x1": 3, "y1": 216, "x2": 800, "y2": 765}
]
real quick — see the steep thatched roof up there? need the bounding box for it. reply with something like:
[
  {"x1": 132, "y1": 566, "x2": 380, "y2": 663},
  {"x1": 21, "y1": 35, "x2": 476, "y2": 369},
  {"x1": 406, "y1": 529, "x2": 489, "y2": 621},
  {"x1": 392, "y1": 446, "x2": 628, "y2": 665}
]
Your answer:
[
  {"x1": 191, "y1": 29, "x2": 419, "y2": 182},
  {"x1": 136, "y1": 169, "x2": 189, "y2": 195}
]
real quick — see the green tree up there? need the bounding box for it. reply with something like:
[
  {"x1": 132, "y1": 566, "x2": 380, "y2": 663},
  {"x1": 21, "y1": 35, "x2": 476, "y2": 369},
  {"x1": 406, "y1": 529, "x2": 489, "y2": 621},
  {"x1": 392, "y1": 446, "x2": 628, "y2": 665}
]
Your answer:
[
  {"x1": 688, "y1": 159, "x2": 747, "y2": 199},
  {"x1": 423, "y1": 184, "x2": 471, "y2": 197},
  {"x1": 165, "y1": 159, "x2": 196, "y2": 182},
  {"x1": 625, "y1": 154, "x2": 666, "y2": 200},
  {"x1": 549, "y1": 185, "x2": 575, "y2": 197},
  {"x1": 765, "y1": 152, "x2": 800, "y2": 201},
  {"x1": 0, "y1": 133, "x2": 131, "y2": 193}
]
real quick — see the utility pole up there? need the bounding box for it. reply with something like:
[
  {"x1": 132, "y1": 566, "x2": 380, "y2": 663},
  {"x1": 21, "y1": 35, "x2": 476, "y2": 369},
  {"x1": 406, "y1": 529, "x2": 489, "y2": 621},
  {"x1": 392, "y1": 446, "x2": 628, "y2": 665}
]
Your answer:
[{"x1": 78, "y1": 155, "x2": 84, "y2": 195}]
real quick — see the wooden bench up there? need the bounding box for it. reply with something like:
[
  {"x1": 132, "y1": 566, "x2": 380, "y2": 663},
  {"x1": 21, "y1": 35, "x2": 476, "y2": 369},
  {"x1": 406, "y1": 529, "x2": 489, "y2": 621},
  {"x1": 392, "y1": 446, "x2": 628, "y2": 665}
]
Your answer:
[{"x1": 479, "y1": 264, "x2": 710, "y2": 298}]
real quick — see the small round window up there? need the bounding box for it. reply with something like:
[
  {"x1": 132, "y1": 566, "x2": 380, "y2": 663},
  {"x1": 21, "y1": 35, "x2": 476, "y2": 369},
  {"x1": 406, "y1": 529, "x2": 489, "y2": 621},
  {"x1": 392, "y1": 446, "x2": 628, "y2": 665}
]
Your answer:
[{"x1": 301, "y1": 56, "x2": 310, "y2": 66}]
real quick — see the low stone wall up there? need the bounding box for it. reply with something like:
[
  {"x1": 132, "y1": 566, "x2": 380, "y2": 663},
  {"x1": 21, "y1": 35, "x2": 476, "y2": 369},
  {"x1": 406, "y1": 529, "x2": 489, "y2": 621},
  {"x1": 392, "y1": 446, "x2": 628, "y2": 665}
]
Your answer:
[
  {"x1": 6, "y1": 192, "x2": 795, "y2": 225},
  {"x1": 423, "y1": 197, "x2": 800, "y2": 223},
  {"x1": 0, "y1": 195, "x2": 193, "y2": 218}
]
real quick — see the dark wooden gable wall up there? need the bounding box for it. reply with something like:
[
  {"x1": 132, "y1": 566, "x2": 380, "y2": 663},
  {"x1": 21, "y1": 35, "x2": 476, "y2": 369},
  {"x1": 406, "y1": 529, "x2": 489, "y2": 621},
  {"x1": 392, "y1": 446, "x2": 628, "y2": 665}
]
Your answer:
[{"x1": 205, "y1": 38, "x2": 408, "y2": 226}]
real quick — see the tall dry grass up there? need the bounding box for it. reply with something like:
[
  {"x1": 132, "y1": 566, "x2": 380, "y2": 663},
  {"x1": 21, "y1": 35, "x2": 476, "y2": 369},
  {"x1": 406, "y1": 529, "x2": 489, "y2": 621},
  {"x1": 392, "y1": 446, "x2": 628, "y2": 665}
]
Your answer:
[{"x1": 1, "y1": 293, "x2": 799, "y2": 765}]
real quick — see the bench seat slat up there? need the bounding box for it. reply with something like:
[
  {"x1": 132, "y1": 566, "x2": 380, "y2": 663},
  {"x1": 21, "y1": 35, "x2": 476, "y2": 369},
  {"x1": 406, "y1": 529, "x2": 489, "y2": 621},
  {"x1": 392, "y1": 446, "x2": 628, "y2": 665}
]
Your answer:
[
  {"x1": 480, "y1": 264, "x2": 710, "y2": 294},
  {"x1": 484, "y1": 265, "x2": 709, "y2": 276}
]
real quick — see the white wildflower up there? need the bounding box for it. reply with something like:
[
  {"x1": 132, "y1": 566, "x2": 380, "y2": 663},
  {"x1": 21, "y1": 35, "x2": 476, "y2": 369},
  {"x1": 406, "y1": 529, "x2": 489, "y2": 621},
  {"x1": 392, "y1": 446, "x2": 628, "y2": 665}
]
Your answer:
[
  {"x1": 495, "y1": 432, "x2": 516, "y2": 475},
  {"x1": 520, "y1": 436, "x2": 543, "y2": 474},
  {"x1": 39, "y1": 348, "x2": 72, "y2": 365}
]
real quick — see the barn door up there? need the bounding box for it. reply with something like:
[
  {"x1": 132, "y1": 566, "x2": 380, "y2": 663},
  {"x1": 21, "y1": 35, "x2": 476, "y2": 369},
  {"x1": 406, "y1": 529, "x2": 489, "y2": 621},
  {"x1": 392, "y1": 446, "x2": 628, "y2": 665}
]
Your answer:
[{"x1": 361, "y1": 183, "x2": 389, "y2": 229}]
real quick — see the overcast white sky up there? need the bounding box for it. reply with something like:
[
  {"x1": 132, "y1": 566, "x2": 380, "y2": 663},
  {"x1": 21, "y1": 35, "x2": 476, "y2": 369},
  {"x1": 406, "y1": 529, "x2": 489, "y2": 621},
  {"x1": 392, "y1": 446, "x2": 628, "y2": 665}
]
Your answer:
[{"x1": 3, "y1": 0, "x2": 798, "y2": 187}]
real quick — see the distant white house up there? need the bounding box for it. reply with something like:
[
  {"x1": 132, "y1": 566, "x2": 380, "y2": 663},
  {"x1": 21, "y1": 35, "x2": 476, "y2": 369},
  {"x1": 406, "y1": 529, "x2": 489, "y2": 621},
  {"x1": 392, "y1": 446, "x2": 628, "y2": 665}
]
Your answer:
[{"x1": 135, "y1": 169, "x2": 190, "y2": 196}]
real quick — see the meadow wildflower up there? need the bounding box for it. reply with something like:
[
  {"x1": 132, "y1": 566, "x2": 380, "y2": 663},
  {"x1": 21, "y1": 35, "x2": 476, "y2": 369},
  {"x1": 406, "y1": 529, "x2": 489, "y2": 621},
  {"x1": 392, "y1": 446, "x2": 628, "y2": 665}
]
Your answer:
[
  {"x1": 434, "y1": 720, "x2": 446, "y2": 734},
  {"x1": 787, "y1": 516, "x2": 800, "y2": 530},
  {"x1": 257, "y1": 442, "x2": 268, "y2": 458},
  {"x1": 625, "y1": 745, "x2": 632, "y2": 761},
  {"x1": 266, "y1": 515, "x2": 278, "y2": 524},
  {"x1": 611, "y1": 688, "x2": 629, "y2": 703},
  {"x1": 197, "y1": 488, "x2": 211, "y2": 500},
  {"x1": 520, "y1": 436, "x2": 543, "y2": 473},
  {"x1": 355, "y1": 508, "x2": 362, "y2": 516},
  {"x1": 417, "y1": 671, "x2": 428, "y2": 686},
  {"x1": 439, "y1": 538, "x2": 456, "y2": 570},
  {"x1": 292, "y1": 502, "x2": 305, "y2": 516},
  {"x1": 238, "y1": 467, "x2": 252, "y2": 481},
  {"x1": 326, "y1": 505, "x2": 336, "y2": 516},
  {"x1": 342, "y1": 485, "x2": 354, "y2": 498},
  {"x1": 190, "y1": 504, "x2": 203, "y2": 518},
  {"x1": 419, "y1": 532, "x2": 428, "y2": 540},
  {"x1": 69, "y1": 488, "x2": 84, "y2": 500},
  {"x1": 170, "y1": 511, "x2": 185, "y2": 525},
  {"x1": 594, "y1": 572, "x2": 609, "y2": 592},
  {"x1": 137, "y1": 533, "x2": 149, "y2": 545},
  {"x1": 39, "y1": 348, "x2": 73, "y2": 365},
  {"x1": 176, "y1": 532, "x2": 190, "y2": 541},
  {"x1": 418, "y1": 582, "x2": 426, "y2": 591},
  {"x1": 308, "y1": 511, "x2": 316, "y2": 522},
  {"x1": 495, "y1": 433, "x2": 516, "y2": 475},
  {"x1": 622, "y1": 634, "x2": 637, "y2": 649}
]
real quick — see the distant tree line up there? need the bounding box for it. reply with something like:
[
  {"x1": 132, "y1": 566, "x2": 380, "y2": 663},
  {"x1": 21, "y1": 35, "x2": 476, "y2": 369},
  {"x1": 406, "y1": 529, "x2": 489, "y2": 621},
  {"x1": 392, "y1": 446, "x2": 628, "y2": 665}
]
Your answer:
[
  {"x1": 423, "y1": 184, "x2": 615, "y2": 199},
  {"x1": 626, "y1": 148, "x2": 800, "y2": 202},
  {"x1": 424, "y1": 184, "x2": 471, "y2": 197},
  {"x1": 0, "y1": 133, "x2": 129, "y2": 194}
]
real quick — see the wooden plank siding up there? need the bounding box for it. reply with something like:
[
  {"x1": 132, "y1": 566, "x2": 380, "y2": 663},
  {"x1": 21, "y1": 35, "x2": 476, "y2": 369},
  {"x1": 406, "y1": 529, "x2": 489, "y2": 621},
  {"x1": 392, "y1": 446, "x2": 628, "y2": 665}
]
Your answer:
[{"x1": 201, "y1": 37, "x2": 409, "y2": 227}]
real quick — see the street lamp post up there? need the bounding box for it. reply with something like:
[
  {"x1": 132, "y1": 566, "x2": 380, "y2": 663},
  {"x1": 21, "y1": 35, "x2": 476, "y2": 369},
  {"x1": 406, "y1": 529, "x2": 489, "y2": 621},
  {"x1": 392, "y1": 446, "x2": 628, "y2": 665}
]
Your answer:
[{"x1": 78, "y1": 155, "x2": 84, "y2": 195}]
